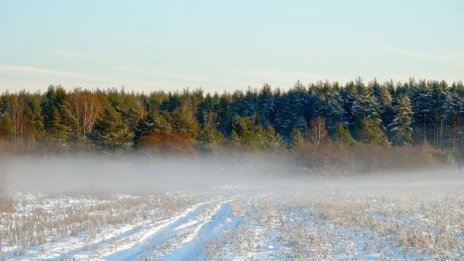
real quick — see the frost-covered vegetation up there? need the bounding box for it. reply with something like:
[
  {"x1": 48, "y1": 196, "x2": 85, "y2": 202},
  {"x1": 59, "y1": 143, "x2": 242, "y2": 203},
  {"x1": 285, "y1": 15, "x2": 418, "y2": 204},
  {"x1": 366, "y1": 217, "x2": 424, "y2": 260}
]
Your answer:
[
  {"x1": 0, "y1": 151, "x2": 462, "y2": 260},
  {"x1": 0, "y1": 175, "x2": 14, "y2": 213},
  {"x1": 1, "y1": 174, "x2": 463, "y2": 260},
  {"x1": 1, "y1": 79, "x2": 464, "y2": 163}
]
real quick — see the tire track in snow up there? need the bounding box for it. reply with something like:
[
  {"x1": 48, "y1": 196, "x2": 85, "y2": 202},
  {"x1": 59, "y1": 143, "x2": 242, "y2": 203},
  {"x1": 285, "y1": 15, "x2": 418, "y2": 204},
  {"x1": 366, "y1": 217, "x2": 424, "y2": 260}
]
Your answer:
[
  {"x1": 32, "y1": 218, "x2": 168, "y2": 260},
  {"x1": 104, "y1": 202, "x2": 208, "y2": 261},
  {"x1": 160, "y1": 201, "x2": 240, "y2": 261}
]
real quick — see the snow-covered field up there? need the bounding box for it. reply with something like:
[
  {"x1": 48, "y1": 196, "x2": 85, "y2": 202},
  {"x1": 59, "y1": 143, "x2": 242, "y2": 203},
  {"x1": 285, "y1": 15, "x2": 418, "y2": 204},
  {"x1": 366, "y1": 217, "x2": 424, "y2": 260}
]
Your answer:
[{"x1": 1, "y1": 177, "x2": 463, "y2": 261}]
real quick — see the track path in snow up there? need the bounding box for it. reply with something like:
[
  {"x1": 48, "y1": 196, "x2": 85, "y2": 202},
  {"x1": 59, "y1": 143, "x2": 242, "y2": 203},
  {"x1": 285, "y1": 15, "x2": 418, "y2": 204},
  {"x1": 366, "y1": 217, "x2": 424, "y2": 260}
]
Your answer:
[
  {"x1": 160, "y1": 201, "x2": 240, "y2": 261},
  {"x1": 103, "y1": 197, "x2": 239, "y2": 261},
  {"x1": 0, "y1": 194, "x2": 245, "y2": 260}
]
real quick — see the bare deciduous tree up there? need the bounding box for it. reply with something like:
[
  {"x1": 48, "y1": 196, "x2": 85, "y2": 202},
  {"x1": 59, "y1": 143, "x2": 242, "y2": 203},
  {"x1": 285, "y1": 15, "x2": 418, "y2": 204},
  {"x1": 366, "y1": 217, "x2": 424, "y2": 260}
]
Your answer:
[
  {"x1": 8, "y1": 94, "x2": 26, "y2": 140},
  {"x1": 307, "y1": 117, "x2": 328, "y2": 147},
  {"x1": 70, "y1": 89, "x2": 104, "y2": 134}
]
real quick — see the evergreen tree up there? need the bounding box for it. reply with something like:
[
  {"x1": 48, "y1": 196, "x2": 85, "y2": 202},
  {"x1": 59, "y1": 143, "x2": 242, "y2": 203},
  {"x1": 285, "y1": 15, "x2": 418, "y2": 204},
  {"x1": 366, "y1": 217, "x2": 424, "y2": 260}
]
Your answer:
[
  {"x1": 430, "y1": 80, "x2": 448, "y2": 147},
  {"x1": 230, "y1": 116, "x2": 255, "y2": 146},
  {"x1": 351, "y1": 87, "x2": 382, "y2": 126},
  {"x1": 390, "y1": 95, "x2": 413, "y2": 145},
  {"x1": 171, "y1": 104, "x2": 199, "y2": 138},
  {"x1": 196, "y1": 94, "x2": 216, "y2": 126},
  {"x1": 275, "y1": 95, "x2": 296, "y2": 137},
  {"x1": 89, "y1": 108, "x2": 134, "y2": 148},
  {"x1": 41, "y1": 86, "x2": 68, "y2": 131},
  {"x1": 316, "y1": 89, "x2": 344, "y2": 131},
  {"x1": 48, "y1": 107, "x2": 71, "y2": 141},
  {"x1": 262, "y1": 124, "x2": 283, "y2": 151},
  {"x1": 294, "y1": 116, "x2": 307, "y2": 133},
  {"x1": 0, "y1": 114, "x2": 13, "y2": 138},
  {"x1": 257, "y1": 84, "x2": 276, "y2": 127},
  {"x1": 136, "y1": 111, "x2": 173, "y2": 136},
  {"x1": 410, "y1": 80, "x2": 432, "y2": 143},
  {"x1": 217, "y1": 95, "x2": 233, "y2": 135},
  {"x1": 24, "y1": 94, "x2": 44, "y2": 139},
  {"x1": 331, "y1": 123, "x2": 353, "y2": 145},
  {"x1": 356, "y1": 118, "x2": 388, "y2": 145},
  {"x1": 45, "y1": 102, "x2": 79, "y2": 142},
  {"x1": 198, "y1": 126, "x2": 225, "y2": 152},
  {"x1": 58, "y1": 104, "x2": 79, "y2": 141},
  {"x1": 341, "y1": 81, "x2": 358, "y2": 128},
  {"x1": 274, "y1": 84, "x2": 308, "y2": 137},
  {"x1": 372, "y1": 80, "x2": 394, "y2": 137},
  {"x1": 242, "y1": 89, "x2": 258, "y2": 117},
  {"x1": 289, "y1": 128, "x2": 304, "y2": 148},
  {"x1": 2, "y1": 78, "x2": 464, "y2": 152}
]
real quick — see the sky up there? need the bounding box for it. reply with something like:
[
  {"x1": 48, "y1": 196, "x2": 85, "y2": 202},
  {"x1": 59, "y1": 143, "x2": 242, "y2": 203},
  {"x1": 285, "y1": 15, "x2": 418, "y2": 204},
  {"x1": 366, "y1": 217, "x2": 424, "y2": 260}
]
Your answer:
[{"x1": 0, "y1": 0, "x2": 463, "y2": 94}]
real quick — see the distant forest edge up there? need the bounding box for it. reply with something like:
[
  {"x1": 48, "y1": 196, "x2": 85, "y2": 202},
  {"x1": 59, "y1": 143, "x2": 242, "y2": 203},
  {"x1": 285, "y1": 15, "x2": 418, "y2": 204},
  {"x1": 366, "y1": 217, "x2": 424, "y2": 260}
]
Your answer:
[{"x1": 0, "y1": 78, "x2": 463, "y2": 170}]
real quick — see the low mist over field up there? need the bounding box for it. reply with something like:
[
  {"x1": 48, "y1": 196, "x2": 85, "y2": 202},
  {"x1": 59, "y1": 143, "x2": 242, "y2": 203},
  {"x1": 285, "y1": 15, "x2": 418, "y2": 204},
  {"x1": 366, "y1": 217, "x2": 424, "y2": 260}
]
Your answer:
[
  {"x1": 1, "y1": 154, "x2": 462, "y2": 194},
  {"x1": 1, "y1": 154, "x2": 297, "y2": 194},
  {"x1": 1, "y1": 154, "x2": 463, "y2": 260}
]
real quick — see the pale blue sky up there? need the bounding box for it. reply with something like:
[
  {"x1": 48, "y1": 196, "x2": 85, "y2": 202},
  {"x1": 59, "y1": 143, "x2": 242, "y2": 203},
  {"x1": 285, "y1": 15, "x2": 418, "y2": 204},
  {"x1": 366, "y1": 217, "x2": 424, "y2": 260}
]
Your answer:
[{"x1": 0, "y1": 0, "x2": 463, "y2": 93}]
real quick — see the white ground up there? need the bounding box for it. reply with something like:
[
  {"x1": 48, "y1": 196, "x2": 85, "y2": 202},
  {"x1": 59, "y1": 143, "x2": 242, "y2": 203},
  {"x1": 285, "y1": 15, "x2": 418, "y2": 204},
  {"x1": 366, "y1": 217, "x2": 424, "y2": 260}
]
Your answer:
[{"x1": 1, "y1": 180, "x2": 464, "y2": 260}]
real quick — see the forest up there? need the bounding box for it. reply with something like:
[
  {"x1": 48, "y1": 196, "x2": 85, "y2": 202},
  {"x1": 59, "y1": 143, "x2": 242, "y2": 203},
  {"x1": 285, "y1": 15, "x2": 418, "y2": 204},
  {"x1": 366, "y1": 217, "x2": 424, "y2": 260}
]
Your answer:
[
  {"x1": 2, "y1": 78, "x2": 464, "y2": 259},
  {"x1": 0, "y1": 78, "x2": 463, "y2": 167}
]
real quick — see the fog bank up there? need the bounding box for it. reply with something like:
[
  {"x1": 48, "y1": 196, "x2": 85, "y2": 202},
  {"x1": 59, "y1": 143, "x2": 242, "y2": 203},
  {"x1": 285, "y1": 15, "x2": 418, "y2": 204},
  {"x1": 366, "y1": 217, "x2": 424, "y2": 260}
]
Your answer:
[{"x1": 1, "y1": 153, "x2": 463, "y2": 194}]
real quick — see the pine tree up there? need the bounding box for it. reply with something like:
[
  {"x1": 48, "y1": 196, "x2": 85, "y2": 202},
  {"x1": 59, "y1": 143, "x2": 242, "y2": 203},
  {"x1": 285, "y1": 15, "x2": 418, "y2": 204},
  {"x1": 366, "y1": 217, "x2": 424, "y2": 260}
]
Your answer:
[
  {"x1": 257, "y1": 84, "x2": 276, "y2": 127},
  {"x1": 341, "y1": 81, "x2": 358, "y2": 127},
  {"x1": 230, "y1": 116, "x2": 254, "y2": 146},
  {"x1": 351, "y1": 87, "x2": 382, "y2": 126},
  {"x1": 136, "y1": 111, "x2": 172, "y2": 136},
  {"x1": 294, "y1": 116, "x2": 307, "y2": 133},
  {"x1": 41, "y1": 86, "x2": 68, "y2": 131},
  {"x1": 263, "y1": 124, "x2": 283, "y2": 151},
  {"x1": 171, "y1": 104, "x2": 199, "y2": 138},
  {"x1": 274, "y1": 94, "x2": 295, "y2": 136},
  {"x1": 217, "y1": 95, "x2": 233, "y2": 135},
  {"x1": 198, "y1": 126, "x2": 225, "y2": 152},
  {"x1": 289, "y1": 128, "x2": 304, "y2": 148},
  {"x1": 196, "y1": 94, "x2": 216, "y2": 126},
  {"x1": 0, "y1": 114, "x2": 13, "y2": 138},
  {"x1": 274, "y1": 85, "x2": 307, "y2": 137},
  {"x1": 58, "y1": 104, "x2": 79, "y2": 141},
  {"x1": 24, "y1": 95, "x2": 44, "y2": 139},
  {"x1": 410, "y1": 80, "x2": 432, "y2": 143},
  {"x1": 430, "y1": 80, "x2": 449, "y2": 147},
  {"x1": 372, "y1": 80, "x2": 394, "y2": 137},
  {"x1": 48, "y1": 107, "x2": 70, "y2": 141},
  {"x1": 331, "y1": 123, "x2": 352, "y2": 145},
  {"x1": 390, "y1": 95, "x2": 413, "y2": 145},
  {"x1": 356, "y1": 118, "x2": 388, "y2": 145},
  {"x1": 89, "y1": 108, "x2": 134, "y2": 148},
  {"x1": 3, "y1": 78, "x2": 464, "y2": 152},
  {"x1": 316, "y1": 89, "x2": 344, "y2": 132}
]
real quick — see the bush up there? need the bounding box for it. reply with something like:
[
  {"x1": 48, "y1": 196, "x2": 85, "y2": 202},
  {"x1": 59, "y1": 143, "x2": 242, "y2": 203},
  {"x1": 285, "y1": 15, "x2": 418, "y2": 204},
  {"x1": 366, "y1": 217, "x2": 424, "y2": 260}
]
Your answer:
[
  {"x1": 294, "y1": 140, "x2": 443, "y2": 175},
  {"x1": 136, "y1": 132, "x2": 197, "y2": 154}
]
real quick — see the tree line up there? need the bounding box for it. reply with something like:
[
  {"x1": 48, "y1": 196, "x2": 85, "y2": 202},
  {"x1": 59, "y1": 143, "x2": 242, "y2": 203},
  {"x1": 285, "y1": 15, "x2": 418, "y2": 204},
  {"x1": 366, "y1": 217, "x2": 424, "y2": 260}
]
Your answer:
[{"x1": 0, "y1": 78, "x2": 463, "y2": 157}]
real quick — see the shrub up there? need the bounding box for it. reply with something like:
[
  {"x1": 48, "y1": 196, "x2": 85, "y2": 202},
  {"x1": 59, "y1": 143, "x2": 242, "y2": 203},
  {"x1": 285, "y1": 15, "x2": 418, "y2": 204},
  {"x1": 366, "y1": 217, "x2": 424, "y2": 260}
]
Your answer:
[
  {"x1": 136, "y1": 132, "x2": 197, "y2": 154},
  {"x1": 294, "y1": 141, "x2": 443, "y2": 175}
]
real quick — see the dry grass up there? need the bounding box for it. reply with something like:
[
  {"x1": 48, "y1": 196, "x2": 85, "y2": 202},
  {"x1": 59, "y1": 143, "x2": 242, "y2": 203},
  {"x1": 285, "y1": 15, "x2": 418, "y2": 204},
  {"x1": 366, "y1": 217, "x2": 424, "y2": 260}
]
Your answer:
[
  {"x1": 2, "y1": 182, "x2": 463, "y2": 260},
  {"x1": 0, "y1": 193, "x2": 203, "y2": 257},
  {"x1": 204, "y1": 183, "x2": 464, "y2": 260},
  {"x1": 279, "y1": 185, "x2": 464, "y2": 260},
  {"x1": 0, "y1": 175, "x2": 14, "y2": 213}
]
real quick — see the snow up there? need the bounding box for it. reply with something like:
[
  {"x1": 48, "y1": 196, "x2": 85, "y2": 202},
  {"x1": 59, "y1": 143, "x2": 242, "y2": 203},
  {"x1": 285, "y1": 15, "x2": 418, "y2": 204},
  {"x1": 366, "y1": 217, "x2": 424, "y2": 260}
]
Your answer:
[
  {"x1": 105, "y1": 202, "x2": 208, "y2": 260},
  {"x1": 1, "y1": 183, "x2": 463, "y2": 260}
]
